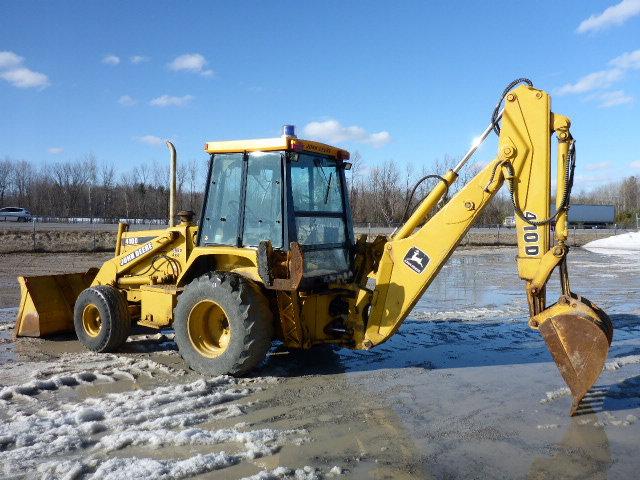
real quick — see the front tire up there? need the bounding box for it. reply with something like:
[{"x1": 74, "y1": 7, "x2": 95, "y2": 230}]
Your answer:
[
  {"x1": 174, "y1": 272, "x2": 274, "y2": 376},
  {"x1": 73, "y1": 285, "x2": 131, "y2": 352}
]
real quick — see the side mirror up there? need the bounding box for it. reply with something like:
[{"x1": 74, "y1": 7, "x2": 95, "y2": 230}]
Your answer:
[{"x1": 342, "y1": 162, "x2": 352, "y2": 170}]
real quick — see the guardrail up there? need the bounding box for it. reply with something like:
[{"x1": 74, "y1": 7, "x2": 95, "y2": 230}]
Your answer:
[{"x1": 34, "y1": 217, "x2": 167, "y2": 225}]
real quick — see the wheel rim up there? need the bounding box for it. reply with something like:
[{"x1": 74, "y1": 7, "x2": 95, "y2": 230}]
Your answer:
[
  {"x1": 82, "y1": 304, "x2": 102, "y2": 337},
  {"x1": 187, "y1": 300, "x2": 231, "y2": 358}
]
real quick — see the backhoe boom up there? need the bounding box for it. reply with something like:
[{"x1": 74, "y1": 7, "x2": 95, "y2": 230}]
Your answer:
[{"x1": 355, "y1": 83, "x2": 612, "y2": 414}]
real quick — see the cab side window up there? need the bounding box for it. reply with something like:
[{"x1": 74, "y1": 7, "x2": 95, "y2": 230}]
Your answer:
[{"x1": 200, "y1": 153, "x2": 243, "y2": 245}]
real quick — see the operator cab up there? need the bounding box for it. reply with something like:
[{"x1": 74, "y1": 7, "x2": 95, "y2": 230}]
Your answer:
[{"x1": 200, "y1": 126, "x2": 355, "y2": 287}]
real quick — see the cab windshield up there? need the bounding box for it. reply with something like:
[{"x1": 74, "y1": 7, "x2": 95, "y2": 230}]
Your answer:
[{"x1": 290, "y1": 153, "x2": 350, "y2": 275}]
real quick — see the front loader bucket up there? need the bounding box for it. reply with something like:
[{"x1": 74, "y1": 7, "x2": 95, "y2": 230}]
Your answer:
[
  {"x1": 15, "y1": 269, "x2": 98, "y2": 337},
  {"x1": 533, "y1": 295, "x2": 613, "y2": 415}
]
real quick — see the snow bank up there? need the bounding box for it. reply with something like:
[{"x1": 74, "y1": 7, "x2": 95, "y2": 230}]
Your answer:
[{"x1": 583, "y1": 231, "x2": 640, "y2": 255}]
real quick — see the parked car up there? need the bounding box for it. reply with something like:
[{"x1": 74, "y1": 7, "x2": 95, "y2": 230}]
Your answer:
[
  {"x1": 0, "y1": 207, "x2": 33, "y2": 222},
  {"x1": 502, "y1": 216, "x2": 516, "y2": 228}
]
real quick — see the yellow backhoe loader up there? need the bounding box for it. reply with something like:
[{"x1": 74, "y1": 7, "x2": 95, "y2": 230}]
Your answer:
[{"x1": 15, "y1": 80, "x2": 613, "y2": 414}]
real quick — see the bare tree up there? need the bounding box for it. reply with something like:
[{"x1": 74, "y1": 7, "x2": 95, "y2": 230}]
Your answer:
[{"x1": 0, "y1": 157, "x2": 13, "y2": 205}]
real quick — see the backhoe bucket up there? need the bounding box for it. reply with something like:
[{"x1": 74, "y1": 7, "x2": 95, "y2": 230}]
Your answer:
[
  {"x1": 533, "y1": 295, "x2": 613, "y2": 415},
  {"x1": 15, "y1": 269, "x2": 98, "y2": 337}
]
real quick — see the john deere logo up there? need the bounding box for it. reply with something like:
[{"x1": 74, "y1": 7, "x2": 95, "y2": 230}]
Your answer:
[{"x1": 403, "y1": 247, "x2": 429, "y2": 273}]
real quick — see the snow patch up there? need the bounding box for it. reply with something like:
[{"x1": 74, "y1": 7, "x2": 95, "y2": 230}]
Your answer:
[
  {"x1": 241, "y1": 467, "x2": 293, "y2": 480},
  {"x1": 0, "y1": 352, "x2": 188, "y2": 400},
  {"x1": 95, "y1": 425, "x2": 306, "y2": 457},
  {"x1": 593, "y1": 411, "x2": 638, "y2": 428},
  {"x1": 411, "y1": 304, "x2": 525, "y2": 322},
  {"x1": 536, "y1": 424, "x2": 559, "y2": 430},
  {"x1": 583, "y1": 231, "x2": 640, "y2": 255},
  {"x1": 540, "y1": 387, "x2": 571, "y2": 403},
  {"x1": 0, "y1": 376, "x2": 297, "y2": 478}
]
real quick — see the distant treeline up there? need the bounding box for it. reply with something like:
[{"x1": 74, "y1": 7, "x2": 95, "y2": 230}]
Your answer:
[
  {"x1": 1, "y1": 153, "x2": 637, "y2": 226},
  {"x1": 0, "y1": 154, "x2": 204, "y2": 221},
  {"x1": 349, "y1": 153, "x2": 640, "y2": 227}
]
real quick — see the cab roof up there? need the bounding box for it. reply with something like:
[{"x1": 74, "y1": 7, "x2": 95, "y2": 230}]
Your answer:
[{"x1": 204, "y1": 135, "x2": 350, "y2": 160}]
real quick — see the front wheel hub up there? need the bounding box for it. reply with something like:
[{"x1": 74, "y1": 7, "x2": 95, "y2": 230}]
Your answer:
[
  {"x1": 187, "y1": 300, "x2": 231, "y2": 358},
  {"x1": 82, "y1": 304, "x2": 102, "y2": 337}
]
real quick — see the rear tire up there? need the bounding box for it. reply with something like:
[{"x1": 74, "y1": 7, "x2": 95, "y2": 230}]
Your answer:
[
  {"x1": 74, "y1": 285, "x2": 131, "y2": 352},
  {"x1": 174, "y1": 272, "x2": 274, "y2": 376}
]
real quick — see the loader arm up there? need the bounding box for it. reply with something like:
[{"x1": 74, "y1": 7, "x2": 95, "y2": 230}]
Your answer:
[{"x1": 358, "y1": 83, "x2": 612, "y2": 414}]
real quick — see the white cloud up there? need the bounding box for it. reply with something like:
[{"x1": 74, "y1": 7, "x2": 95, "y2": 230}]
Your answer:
[
  {"x1": 1, "y1": 67, "x2": 50, "y2": 89},
  {"x1": 629, "y1": 160, "x2": 640, "y2": 169},
  {"x1": 609, "y1": 49, "x2": 640, "y2": 70},
  {"x1": 0, "y1": 51, "x2": 50, "y2": 89},
  {"x1": 577, "y1": 0, "x2": 640, "y2": 33},
  {"x1": 585, "y1": 161, "x2": 612, "y2": 171},
  {"x1": 555, "y1": 48, "x2": 640, "y2": 97},
  {"x1": 118, "y1": 95, "x2": 138, "y2": 106},
  {"x1": 136, "y1": 135, "x2": 163, "y2": 146},
  {"x1": 596, "y1": 90, "x2": 634, "y2": 107},
  {"x1": 149, "y1": 94, "x2": 194, "y2": 107},
  {"x1": 102, "y1": 54, "x2": 120, "y2": 66},
  {"x1": 168, "y1": 53, "x2": 214, "y2": 76},
  {"x1": 0, "y1": 51, "x2": 23, "y2": 69},
  {"x1": 303, "y1": 120, "x2": 391, "y2": 148},
  {"x1": 573, "y1": 173, "x2": 614, "y2": 184},
  {"x1": 366, "y1": 131, "x2": 392, "y2": 148},
  {"x1": 130, "y1": 55, "x2": 149, "y2": 64},
  {"x1": 47, "y1": 147, "x2": 64, "y2": 154},
  {"x1": 556, "y1": 68, "x2": 624, "y2": 95}
]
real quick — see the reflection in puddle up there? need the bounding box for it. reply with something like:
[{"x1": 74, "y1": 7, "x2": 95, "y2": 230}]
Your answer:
[{"x1": 528, "y1": 418, "x2": 611, "y2": 479}]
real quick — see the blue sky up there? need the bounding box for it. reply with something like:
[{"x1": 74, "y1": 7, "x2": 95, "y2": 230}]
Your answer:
[{"x1": 1, "y1": 1, "x2": 639, "y2": 189}]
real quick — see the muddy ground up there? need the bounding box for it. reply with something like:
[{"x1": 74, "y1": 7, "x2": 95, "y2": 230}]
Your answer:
[{"x1": 1, "y1": 248, "x2": 639, "y2": 479}]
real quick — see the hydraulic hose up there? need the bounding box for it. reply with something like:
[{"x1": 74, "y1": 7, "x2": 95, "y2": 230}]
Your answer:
[
  {"x1": 504, "y1": 141, "x2": 576, "y2": 226},
  {"x1": 401, "y1": 174, "x2": 448, "y2": 223},
  {"x1": 490, "y1": 78, "x2": 575, "y2": 226}
]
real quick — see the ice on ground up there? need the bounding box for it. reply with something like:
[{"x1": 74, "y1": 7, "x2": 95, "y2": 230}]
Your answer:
[
  {"x1": 583, "y1": 231, "x2": 640, "y2": 255},
  {"x1": 0, "y1": 374, "x2": 300, "y2": 478},
  {"x1": 540, "y1": 387, "x2": 571, "y2": 403},
  {"x1": 605, "y1": 354, "x2": 640, "y2": 371}
]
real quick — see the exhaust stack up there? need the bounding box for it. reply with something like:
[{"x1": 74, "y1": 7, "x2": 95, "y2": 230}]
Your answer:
[{"x1": 166, "y1": 141, "x2": 177, "y2": 227}]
